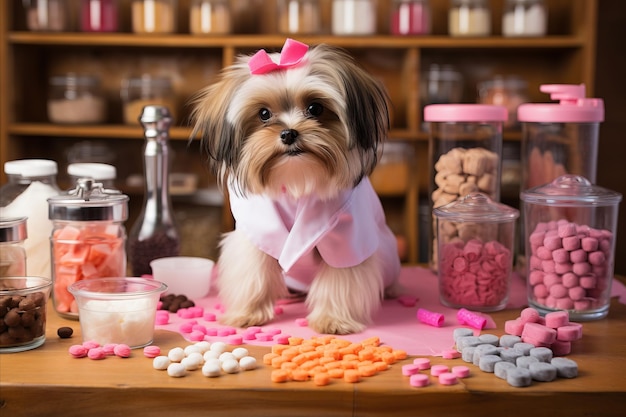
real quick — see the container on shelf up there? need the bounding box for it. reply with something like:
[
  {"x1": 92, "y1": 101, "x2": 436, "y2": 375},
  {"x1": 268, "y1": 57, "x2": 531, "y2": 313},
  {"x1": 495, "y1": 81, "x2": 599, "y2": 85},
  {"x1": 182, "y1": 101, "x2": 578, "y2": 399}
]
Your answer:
[
  {"x1": 434, "y1": 192, "x2": 519, "y2": 311},
  {"x1": 48, "y1": 178, "x2": 129, "y2": 319},
  {"x1": 424, "y1": 104, "x2": 507, "y2": 271},
  {"x1": 331, "y1": 0, "x2": 377, "y2": 35},
  {"x1": 369, "y1": 141, "x2": 412, "y2": 195},
  {"x1": 131, "y1": 0, "x2": 177, "y2": 33},
  {"x1": 190, "y1": 0, "x2": 232, "y2": 34},
  {"x1": 478, "y1": 75, "x2": 529, "y2": 130},
  {"x1": 420, "y1": 64, "x2": 463, "y2": 130},
  {"x1": 278, "y1": 0, "x2": 322, "y2": 34},
  {"x1": 520, "y1": 175, "x2": 622, "y2": 321},
  {"x1": 121, "y1": 75, "x2": 177, "y2": 125},
  {"x1": 48, "y1": 73, "x2": 107, "y2": 124},
  {"x1": 80, "y1": 0, "x2": 118, "y2": 32},
  {"x1": 502, "y1": 0, "x2": 547, "y2": 37},
  {"x1": 390, "y1": 0, "x2": 431, "y2": 35},
  {"x1": 448, "y1": 0, "x2": 491, "y2": 37},
  {"x1": 0, "y1": 159, "x2": 60, "y2": 280},
  {"x1": 0, "y1": 217, "x2": 28, "y2": 278},
  {"x1": 67, "y1": 163, "x2": 117, "y2": 190},
  {"x1": 23, "y1": 0, "x2": 71, "y2": 31}
]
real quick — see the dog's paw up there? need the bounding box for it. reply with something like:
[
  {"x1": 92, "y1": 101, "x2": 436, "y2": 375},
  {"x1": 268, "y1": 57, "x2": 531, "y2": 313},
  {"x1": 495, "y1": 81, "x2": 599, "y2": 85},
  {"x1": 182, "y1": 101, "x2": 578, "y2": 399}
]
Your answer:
[
  {"x1": 307, "y1": 313, "x2": 367, "y2": 335},
  {"x1": 220, "y1": 308, "x2": 273, "y2": 329}
]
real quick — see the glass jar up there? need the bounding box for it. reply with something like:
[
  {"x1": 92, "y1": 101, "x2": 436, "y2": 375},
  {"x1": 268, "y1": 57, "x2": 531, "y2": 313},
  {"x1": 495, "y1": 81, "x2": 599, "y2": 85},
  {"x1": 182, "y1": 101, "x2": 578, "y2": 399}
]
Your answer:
[
  {"x1": 434, "y1": 193, "x2": 519, "y2": 311},
  {"x1": 0, "y1": 217, "x2": 28, "y2": 278},
  {"x1": 424, "y1": 104, "x2": 507, "y2": 270},
  {"x1": 278, "y1": 0, "x2": 322, "y2": 34},
  {"x1": 478, "y1": 76, "x2": 529, "y2": 129},
  {"x1": 520, "y1": 175, "x2": 622, "y2": 320},
  {"x1": 0, "y1": 159, "x2": 60, "y2": 280},
  {"x1": 420, "y1": 64, "x2": 463, "y2": 130},
  {"x1": 131, "y1": 0, "x2": 177, "y2": 33},
  {"x1": 502, "y1": 0, "x2": 547, "y2": 37},
  {"x1": 121, "y1": 75, "x2": 177, "y2": 124},
  {"x1": 332, "y1": 0, "x2": 377, "y2": 35},
  {"x1": 80, "y1": 0, "x2": 118, "y2": 32},
  {"x1": 67, "y1": 163, "x2": 117, "y2": 190},
  {"x1": 48, "y1": 179, "x2": 129, "y2": 319},
  {"x1": 23, "y1": 0, "x2": 71, "y2": 31},
  {"x1": 390, "y1": 0, "x2": 431, "y2": 36},
  {"x1": 48, "y1": 73, "x2": 107, "y2": 124},
  {"x1": 190, "y1": 0, "x2": 232, "y2": 34},
  {"x1": 448, "y1": 0, "x2": 491, "y2": 37}
]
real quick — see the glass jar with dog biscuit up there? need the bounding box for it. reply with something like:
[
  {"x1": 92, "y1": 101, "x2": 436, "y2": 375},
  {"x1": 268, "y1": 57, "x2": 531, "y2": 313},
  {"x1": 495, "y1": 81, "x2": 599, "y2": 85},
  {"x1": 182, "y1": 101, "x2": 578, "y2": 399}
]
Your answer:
[
  {"x1": 424, "y1": 104, "x2": 507, "y2": 271},
  {"x1": 434, "y1": 192, "x2": 519, "y2": 311}
]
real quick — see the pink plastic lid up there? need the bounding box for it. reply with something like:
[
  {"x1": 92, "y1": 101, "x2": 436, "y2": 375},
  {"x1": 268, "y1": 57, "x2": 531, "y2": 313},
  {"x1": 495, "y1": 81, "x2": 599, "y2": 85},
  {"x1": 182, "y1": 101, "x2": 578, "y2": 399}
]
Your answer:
[
  {"x1": 517, "y1": 84, "x2": 604, "y2": 123},
  {"x1": 424, "y1": 104, "x2": 508, "y2": 122}
]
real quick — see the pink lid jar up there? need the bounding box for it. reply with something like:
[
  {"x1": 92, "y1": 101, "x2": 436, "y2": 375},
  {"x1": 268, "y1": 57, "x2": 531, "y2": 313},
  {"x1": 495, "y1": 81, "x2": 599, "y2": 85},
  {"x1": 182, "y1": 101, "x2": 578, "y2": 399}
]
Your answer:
[
  {"x1": 80, "y1": 0, "x2": 118, "y2": 32},
  {"x1": 424, "y1": 104, "x2": 507, "y2": 271},
  {"x1": 517, "y1": 84, "x2": 604, "y2": 192},
  {"x1": 390, "y1": 0, "x2": 431, "y2": 35}
]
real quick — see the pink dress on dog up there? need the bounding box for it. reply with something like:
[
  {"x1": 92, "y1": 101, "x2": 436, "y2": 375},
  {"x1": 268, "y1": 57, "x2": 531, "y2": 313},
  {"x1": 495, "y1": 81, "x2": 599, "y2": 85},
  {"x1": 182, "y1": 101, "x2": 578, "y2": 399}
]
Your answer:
[{"x1": 228, "y1": 178, "x2": 401, "y2": 292}]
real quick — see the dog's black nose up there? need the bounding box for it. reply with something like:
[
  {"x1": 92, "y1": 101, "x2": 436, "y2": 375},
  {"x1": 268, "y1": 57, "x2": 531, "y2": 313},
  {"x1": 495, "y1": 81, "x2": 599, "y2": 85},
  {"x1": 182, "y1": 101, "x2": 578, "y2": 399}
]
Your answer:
[{"x1": 280, "y1": 129, "x2": 299, "y2": 145}]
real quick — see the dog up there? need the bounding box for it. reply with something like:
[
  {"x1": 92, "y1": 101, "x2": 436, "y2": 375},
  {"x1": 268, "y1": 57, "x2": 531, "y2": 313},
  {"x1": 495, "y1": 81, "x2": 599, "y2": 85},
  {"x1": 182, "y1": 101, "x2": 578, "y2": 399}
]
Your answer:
[{"x1": 191, "y1": 39, "x2": 401, "y2": 334}]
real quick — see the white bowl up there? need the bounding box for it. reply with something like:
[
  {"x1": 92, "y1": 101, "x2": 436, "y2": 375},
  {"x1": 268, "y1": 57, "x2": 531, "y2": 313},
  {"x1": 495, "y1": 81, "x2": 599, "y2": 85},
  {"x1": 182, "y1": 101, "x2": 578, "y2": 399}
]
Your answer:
[{"x1": 150, "y1": 256, "x2": 214, "y2": 298}]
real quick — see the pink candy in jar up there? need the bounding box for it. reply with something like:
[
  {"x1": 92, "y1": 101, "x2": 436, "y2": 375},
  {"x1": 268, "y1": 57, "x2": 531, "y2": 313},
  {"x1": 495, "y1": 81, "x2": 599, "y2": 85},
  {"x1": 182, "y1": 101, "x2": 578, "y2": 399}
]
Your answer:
[{"x1": 434, "y1": 192, "x2": 519, "y2": 312}]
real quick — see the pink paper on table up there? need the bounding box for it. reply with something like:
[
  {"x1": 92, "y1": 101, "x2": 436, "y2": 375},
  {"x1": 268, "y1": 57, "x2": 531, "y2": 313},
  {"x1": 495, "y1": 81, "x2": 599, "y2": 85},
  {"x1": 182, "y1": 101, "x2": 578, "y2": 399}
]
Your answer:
[{"x1": 155, "y1": 266, "x2": 626, "y2": 356}]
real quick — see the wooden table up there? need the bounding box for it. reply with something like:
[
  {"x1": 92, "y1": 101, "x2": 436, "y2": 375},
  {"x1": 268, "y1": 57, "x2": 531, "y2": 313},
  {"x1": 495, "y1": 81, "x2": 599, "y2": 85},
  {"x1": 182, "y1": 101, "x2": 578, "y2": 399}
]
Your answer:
[{"x1": 2, "y1": 289, "x2": 626, "y2": 417}]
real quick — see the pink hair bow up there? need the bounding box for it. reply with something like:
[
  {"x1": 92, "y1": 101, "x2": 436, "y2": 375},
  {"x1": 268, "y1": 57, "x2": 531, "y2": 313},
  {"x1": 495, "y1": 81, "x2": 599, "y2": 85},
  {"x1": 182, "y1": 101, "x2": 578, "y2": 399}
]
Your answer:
[{"x1": 248, "y1": 38, "x2": 309, "y2": 75}]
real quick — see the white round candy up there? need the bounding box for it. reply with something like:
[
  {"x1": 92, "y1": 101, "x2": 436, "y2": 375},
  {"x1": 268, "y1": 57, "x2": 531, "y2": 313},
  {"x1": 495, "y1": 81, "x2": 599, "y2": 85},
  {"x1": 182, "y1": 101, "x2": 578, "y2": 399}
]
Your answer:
[
  {"x1": 153, "y1": 356, "x2": 171, "y2": 370},
  {"x1": 168, "y1": 347, "x2": 185, "y2": 362},
  {"x1": 219, "y1": 352, "x2": 236, "y2": 362},
  {"x1": 221, "y1": 358, "x2": 240, "y2": 374},
  {"x1": 203, "y1": 350, "x2": 220, "y2": 361},
  {"x1": 239, "y1": 356, "x2": 257, "y2": 371},
  {"x1": 181, "y1": 353, "x2": 203, "y2": 371},
  {"x1": 167, "y1": 362, "x2": 187, "y2": 378},
  {"x1": 184, "y1": 344, "x2": 202, "y2": 356},
  {"x1": 232, "y1": 347, "x2": 249, "y2": 360},
  {"x1": 210, "y1": 341, "x2": 227, "y2": 354},
  {"x1": 194, "y1": 341, "x2": 211, "y2": 353},
  {"x1": 202, "y1": 361, "x2": 222, "y2": 378}
]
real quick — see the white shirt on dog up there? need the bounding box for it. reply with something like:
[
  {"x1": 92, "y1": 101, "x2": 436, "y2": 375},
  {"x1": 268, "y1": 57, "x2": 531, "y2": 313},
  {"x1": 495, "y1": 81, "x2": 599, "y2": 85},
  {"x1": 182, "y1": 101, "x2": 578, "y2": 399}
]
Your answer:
[{"x1": 228, "y1": 177, "x2": 401, "y2": 292}]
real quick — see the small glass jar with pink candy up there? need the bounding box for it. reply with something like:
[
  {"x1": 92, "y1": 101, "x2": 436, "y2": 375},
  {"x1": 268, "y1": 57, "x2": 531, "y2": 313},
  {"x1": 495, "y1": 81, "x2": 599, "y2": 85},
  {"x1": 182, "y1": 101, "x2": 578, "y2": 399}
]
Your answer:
[
  {"x1": 520, "y1": 175, "x2": 622, "y2": 320},
  {"x1": 433, "y1": 192, "x2": 519, "y2": 312}
]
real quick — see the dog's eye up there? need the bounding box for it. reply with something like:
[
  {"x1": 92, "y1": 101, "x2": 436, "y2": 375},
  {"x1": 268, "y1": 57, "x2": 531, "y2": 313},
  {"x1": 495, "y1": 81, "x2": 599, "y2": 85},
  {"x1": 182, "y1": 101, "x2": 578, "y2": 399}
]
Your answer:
[
  {"x1": 259, "y1": 108, "x2": 272, "y2": 122},
  {"x1": 306, "y1": 102, "x2": 324, "y2": 118}
]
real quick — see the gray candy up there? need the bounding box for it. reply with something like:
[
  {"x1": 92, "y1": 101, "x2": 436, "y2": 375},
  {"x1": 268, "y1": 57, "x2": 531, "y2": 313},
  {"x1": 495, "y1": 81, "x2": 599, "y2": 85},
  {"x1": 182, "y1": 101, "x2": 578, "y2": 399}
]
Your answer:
[
  {"x1": 499, "y1": 334, "x2": 522, "y2": 348},
  {"x1": 513, "y1": 342, "x2": 535, "y2": 356},
  {"x1": 551, "y1": 357, "x2": 579, "y2": 378},
  {"x1": 462, "y1": 346, "x2": 476, "y2": 363},
  {"x1": 453, "y1": 327, "x2": 475, "y2": 343},
  {"x1": 499, "y1": 348, "x2": 523, "y2": 364},
  {"x1": 529, "y1": 362, "x2": 558, "y2": 382},
  {"x1": 472, "y1": 344, "x2": 499, "y2": 366},
  {"x1": 516, "y1": 355, "x2": 540, "y2": 369},
  {"x1": 478, "y1": 333, "x2": 500, "y2": 346},
  {"x1": 456, "y1": 335, "x2": 482, "y2": 352},
  {"x1": 529, "y1": 347, "x2": 553, "y2": 363},
  {"x1": 494, "y1": 361, "x2": 517, "y2": 379},
  {"x1": 507, "y1": 367, "x2": 532, "y2": 387},
  {"x1": 479, "y1": 354, "x2": 502, "y2": 373}
]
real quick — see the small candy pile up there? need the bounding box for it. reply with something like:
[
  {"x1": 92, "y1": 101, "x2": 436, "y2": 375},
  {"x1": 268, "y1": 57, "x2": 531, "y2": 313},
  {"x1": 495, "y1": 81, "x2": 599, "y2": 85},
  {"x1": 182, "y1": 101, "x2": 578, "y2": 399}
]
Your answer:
[
  {"x1": 151, "y1": 341, "x2": 258, "y2": 378},
  {"x1": 68, "y1": 340, "x2": 132, "y2": 360},
  {"x1": 452, "y1": 308, "x2": 581, "y2": 388},
  {"x1": 528, "y1": 220, "x2": 614, "y2": 310},
  {"x1": 402, "y1": 357, "x2": 471, "y2": 388},
  {"x1": 158, "y1": 294, "x2": 195, "y2": 313},
  {"x1": 263, "y1": 336, "x2": 405, "y2": 386}
]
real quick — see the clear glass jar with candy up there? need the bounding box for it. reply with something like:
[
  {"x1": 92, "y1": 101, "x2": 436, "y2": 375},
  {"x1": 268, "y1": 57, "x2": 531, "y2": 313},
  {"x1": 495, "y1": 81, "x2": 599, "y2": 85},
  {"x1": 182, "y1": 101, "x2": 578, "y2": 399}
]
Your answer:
[
  {"x1": 131, "y1": 0, "x2": 177, "y2": 33},
  {"x1": 424, "y1": 104, "x2": 507, "y2": 271},
  {"x1": 0, "y1": 217, "x2": 28, "y2": 278},
  {"x1": 448, "y1": 0, "x2": 491, "y2": 37},
  {"x1": 278, "y1": 0, "x2": 322, "y2": 34},
  {"x1": 434, "y1": 192, "x2": 519, "y2": 311},
  {"x1": 520, "y1": 175, "x2": 622, "y2": 321},
  {"x1": 80, "y1": 0, "x2": 119, "y2": 32},
  {"x1": 502, "y1": 0, "x2": 547, "y2": 37},
  {"x1": 23, "y1": 0, "x2": 71, "y2": 31},
  {"x1": 390, "y1": 0, "x2": 431, "y2": 35},
  {"x1": 189, "y1": 0, "x2": 232, "y2": 34},
  {"x1": 48, "y1": 178, "x2": 129, "y2": 319},
  {"x1": 332, "y1": 0, "x2": 377, "y2": 35}
]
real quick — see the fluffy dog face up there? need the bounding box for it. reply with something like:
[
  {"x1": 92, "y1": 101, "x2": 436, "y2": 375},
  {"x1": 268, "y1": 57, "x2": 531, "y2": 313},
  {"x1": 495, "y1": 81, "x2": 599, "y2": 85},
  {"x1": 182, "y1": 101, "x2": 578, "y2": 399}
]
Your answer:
[{"x1": 192, "y1": 44, "x2": 390, "y2": 200}]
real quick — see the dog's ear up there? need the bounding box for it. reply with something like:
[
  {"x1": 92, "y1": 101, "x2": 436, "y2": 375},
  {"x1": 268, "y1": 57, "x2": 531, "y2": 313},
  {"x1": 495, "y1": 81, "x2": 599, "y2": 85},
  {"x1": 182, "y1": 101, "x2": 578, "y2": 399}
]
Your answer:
[{"x1": 190, "y1": 63, "x2": 249, "y2": 176}]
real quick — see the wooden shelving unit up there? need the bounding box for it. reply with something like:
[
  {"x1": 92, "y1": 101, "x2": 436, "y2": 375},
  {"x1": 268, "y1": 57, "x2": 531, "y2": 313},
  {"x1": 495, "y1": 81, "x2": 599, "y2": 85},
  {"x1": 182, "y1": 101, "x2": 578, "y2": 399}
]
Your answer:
[{"x1": 0, "y1": 0, "x2": 598, "y2": 263}]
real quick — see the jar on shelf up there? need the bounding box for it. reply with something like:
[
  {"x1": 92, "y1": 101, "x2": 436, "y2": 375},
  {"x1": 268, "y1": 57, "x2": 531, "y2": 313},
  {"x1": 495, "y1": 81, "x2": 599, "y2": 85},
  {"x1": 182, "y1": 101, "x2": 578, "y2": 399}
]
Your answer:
[
  {"x1": 80, "y1": 0, "x2": 118, "y2": 32},
  {"x1": 520, "y1": 175, "x2": 622, "y2": 321},
  {"x1": 502, "y1": 0, "x2": 547, "y2": 37},
  {"x1": 278, "y1": 0, "x2": 322, "y2": 35},
  {"x1": 48, "y1": 178, "x2": 129, "y2": 319},
  {"x1": 434, "y1": 192, "x2": 519, "y2": 311},
  {"x1": 424, "y1": 104, "x2": 507, "y2": 270},
  {"x1": 369, "y1": 141, "x2": 412, "y2": 195},
  {"x1": 420, "y1": 64, "x2": 463, "y2": 130},
  {"x1": 23, "y1": 0, "x2": 71, "y2": 31},
  {"x1": 332, "y1": 0, "x2": 377, "y2": 35},
  {"x1": 0, "y1": 217, "x2": 28, "y2": 278},
  {"x1": 121, "y1": 75, "x2": 177, "y2": 125},
  {"x1": 448, "y1": 0, "x2": 491, "y2": 37},
  {"x1": 190, "y1": 0, "x2": 232, "y2": 34},
  {"x1": 390, "y1": 0, "x2": 431, "y2": 36},
  {"x1": 131, "y1": 0, "x2": 177, "y2": 33},
  {"x1": 0, "y1": 159, "x2": 60, "y2": 280},
  {"x1": 48, "y1": 73, "x2": 107, "y2": 124},
  {"x1": 67, "y1": 163, "x2": 118, "y2": 190},
  {"x1": 478, "y1": 75, "x2": 529, "y2": 129}
]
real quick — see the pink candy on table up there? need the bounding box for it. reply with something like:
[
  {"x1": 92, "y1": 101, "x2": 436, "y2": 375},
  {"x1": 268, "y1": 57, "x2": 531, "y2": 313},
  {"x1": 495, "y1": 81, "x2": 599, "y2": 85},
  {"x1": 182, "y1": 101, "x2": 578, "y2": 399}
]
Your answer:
[
  {"x1": 143, "y1": 345, "x2": 161, "y2": 358},
  {"x1": 439, "y1": 238, "x2": 511, "y2": 310},
  {"x1": 417, "y1": 308, "x2": 444, "y2": 327}
]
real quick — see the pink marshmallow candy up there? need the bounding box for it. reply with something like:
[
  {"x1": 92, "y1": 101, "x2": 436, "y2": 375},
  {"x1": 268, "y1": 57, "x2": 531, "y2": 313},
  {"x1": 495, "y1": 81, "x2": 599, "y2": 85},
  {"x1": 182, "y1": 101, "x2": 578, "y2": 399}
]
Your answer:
[{"x1": 417, "y1": 308, "x2": 444, "y2": 327}]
